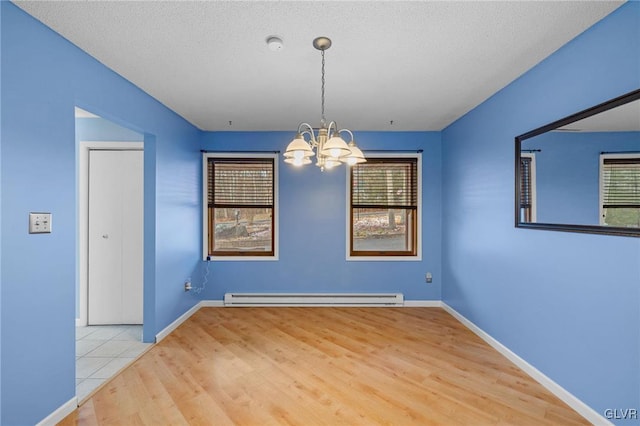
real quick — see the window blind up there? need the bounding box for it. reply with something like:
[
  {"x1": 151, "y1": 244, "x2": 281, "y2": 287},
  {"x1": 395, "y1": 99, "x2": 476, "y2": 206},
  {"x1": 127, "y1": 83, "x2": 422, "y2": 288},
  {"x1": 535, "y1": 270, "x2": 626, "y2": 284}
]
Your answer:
[
  {"x1": 351, "y1": 158, "x2": 417, "y2": 208},
  {"x1": 520, "y1": 157, "x2": 532, "y2": 208},
  {"x1": 208, "y1": 158, "x2": 274, "y2": 207},
  {"x1": 602, "y1": 158, "x2": 640, "y2": 208}
]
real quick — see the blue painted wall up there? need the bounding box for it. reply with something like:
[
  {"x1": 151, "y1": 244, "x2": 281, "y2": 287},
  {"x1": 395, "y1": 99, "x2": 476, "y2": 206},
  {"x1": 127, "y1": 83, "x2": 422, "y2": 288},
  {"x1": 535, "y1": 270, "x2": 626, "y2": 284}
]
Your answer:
[
  {"x1": 442, "y1": 2, "x2": 639, "y2": 422},
  {"x1": 76, "y1": 116, "x2": 144, "y2": 143},
  {"x1": 199, "y1": 131, "x2": 442, "y2": 301},
  {"x1": 1, "y1": 3, "x2": 201, "y2": 424},
  {"x1": 524, "y1": 131, "x2": 640, "y2": 225}
]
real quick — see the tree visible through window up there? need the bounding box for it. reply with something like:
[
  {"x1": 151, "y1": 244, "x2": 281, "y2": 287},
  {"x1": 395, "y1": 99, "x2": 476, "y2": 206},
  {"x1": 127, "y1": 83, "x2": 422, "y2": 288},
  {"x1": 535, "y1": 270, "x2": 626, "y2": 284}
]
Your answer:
[
  {"x1": 601, "y1": 155, "x2": 640, "y2": 228},
  {"x1": 206, "y1": 156, "x2": 275, "y2": 257},
  {"x1": 349, "y1": 157, "x2": 419, "y2": 257}
]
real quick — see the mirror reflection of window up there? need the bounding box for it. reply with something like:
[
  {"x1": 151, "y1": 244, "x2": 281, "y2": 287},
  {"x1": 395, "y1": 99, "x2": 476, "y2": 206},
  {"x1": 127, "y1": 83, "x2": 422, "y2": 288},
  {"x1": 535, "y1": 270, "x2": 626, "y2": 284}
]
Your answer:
[
  {"x1": 515, "y1": 89, "x2": 640, "y2": 236},
  {"x1": 520, "y1": 153, "x2": 537, "y2": 223},
  {"x1": 600, "y1": 154, "x2": 640, "y2": 228}
]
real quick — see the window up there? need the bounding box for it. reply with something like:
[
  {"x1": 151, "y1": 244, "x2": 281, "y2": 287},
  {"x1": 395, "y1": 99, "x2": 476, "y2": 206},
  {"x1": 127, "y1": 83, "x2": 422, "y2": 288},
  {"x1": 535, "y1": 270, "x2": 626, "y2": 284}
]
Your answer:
[
  {"x1": 203, "y1": 154, "x2": 277, "y2": 259},
  {"x1": 519, "y1": 153, "x2": 537, "y2": 223},
  {"x1": 348, "y1": 155, "x2": 421, "y2": 259},
  {"x1": 600, "y1": 154, "x2": 640, "y2": 228}
]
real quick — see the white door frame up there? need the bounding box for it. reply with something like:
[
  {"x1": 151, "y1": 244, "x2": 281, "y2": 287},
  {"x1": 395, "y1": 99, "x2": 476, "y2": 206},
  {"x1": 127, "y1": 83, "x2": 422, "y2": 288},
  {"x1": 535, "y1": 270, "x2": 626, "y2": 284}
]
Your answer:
[{"x1": 78, "y1": 141, "x2": 144, "y2": 327}]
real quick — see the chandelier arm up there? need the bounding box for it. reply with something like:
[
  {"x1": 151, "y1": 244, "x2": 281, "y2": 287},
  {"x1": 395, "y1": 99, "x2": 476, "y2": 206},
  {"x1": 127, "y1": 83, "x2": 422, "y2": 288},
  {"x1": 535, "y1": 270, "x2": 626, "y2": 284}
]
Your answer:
[
  {"x1": 301, "y1": 131, "x2": 317, "y2": 148},
  {"x1": 338, "y1": 128, "x2": 355, "y2": 142},
  {"x1": 326, "y1": 121, "x2": 339, "y2": 136},
  {"x1": 297, "y1": 123, "x2": 318, "y2": 146},
  {"x1": 297, "y1": 122, "x2": 314, "y2": 134}
]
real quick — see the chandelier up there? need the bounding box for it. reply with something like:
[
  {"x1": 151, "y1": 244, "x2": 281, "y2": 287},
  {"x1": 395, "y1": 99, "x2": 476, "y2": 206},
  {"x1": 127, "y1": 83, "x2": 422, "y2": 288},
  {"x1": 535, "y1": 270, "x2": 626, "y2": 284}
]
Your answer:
[{"x1": 284, "y1": 37, "x2": 366, "y2": 170}]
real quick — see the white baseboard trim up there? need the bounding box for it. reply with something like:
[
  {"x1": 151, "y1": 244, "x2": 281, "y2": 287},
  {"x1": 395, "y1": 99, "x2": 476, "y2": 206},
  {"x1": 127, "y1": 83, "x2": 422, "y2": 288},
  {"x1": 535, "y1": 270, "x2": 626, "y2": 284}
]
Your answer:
[
  {"x1": 203, "y1": 299, "x2": 439, "y2": 308},
  {"x1": 36, "y1": 397, "x2": 77, "y2": 426},
  {"x1": 76, "y1": 318, "x2": 82, "y2": 327},
  {"x1": 404, "y1": 300, "x2": 443, "y2": 307},
  {"x1": 200, "y1": 300, "x2": 224, "y2": 307},
  {"x1": 441, "y1": 303, "x2": 611, "y2": 426},
  {"x1": 155, "y1": 302, "x2": 202, "y2": 343}
]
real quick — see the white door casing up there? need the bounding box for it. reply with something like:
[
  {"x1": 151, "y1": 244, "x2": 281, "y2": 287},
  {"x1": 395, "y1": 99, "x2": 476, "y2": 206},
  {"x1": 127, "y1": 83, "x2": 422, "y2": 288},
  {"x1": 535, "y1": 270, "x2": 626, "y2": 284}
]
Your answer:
[{"x1": 79, "y1": 142, "x2": 144, "y2": 326}]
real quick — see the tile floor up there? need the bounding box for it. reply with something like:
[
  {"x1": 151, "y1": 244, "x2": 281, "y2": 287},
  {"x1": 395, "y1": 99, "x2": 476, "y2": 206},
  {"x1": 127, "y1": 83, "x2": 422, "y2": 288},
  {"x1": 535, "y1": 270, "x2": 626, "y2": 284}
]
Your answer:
[{"x1": 76, "y1": 325, "x2": 152, "y2": 401}]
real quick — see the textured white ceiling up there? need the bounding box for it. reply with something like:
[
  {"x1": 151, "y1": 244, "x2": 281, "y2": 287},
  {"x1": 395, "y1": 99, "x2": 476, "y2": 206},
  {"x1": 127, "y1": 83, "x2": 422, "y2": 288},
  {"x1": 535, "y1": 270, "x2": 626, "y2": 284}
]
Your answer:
[{"x1": 15, "y1": 1, "x2": 623, "y2": 131}]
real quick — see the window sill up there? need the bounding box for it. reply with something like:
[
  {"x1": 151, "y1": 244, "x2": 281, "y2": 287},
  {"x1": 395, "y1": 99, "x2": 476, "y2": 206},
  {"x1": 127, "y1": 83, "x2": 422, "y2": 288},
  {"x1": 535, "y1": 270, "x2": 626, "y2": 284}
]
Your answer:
[
  {"x1": 206, "y1": 255, "x2": 278, "y2": 262},
  {"x1": 346, "y1": 254, "x2": 422, "y2": 262}
]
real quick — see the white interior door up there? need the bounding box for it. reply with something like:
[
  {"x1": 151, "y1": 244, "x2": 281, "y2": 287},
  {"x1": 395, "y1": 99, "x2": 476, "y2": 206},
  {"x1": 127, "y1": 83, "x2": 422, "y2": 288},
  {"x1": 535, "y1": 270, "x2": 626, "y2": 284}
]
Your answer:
[{"x1": 88, "y1": 149, "x2": 143, "y2": 325}]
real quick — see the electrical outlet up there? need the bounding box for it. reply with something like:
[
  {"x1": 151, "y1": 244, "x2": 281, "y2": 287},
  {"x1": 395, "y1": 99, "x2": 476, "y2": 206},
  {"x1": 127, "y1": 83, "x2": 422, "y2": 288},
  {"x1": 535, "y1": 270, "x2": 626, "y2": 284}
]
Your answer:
[
  {"x1": 425, "y1": 272, "x2": 433, "y2": 283},
  {"x1": 184, "y1": 279, "x2": 192, "y2": 292},
  {"x1": 29, "y1": 212, "x2": 52, "y2": 234}
]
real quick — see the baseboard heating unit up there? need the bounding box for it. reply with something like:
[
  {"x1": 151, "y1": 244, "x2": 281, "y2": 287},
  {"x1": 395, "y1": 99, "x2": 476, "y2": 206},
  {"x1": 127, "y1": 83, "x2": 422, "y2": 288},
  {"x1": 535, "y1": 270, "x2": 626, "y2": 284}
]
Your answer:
[{"x1": 223, "y1": 293, "x2": 404, "y2": 307}]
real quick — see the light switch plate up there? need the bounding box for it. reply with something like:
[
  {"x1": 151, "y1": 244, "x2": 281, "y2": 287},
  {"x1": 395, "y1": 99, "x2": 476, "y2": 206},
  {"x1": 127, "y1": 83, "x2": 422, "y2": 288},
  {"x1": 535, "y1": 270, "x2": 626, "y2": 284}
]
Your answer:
[{"x1": 29, "y1": 212, "x2": 52, "y2": 234}]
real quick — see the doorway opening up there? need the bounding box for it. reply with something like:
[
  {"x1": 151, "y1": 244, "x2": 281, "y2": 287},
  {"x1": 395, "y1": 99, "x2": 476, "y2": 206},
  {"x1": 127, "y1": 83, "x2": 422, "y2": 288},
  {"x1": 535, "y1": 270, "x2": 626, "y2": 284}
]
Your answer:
[{"x1": 75, "y1": 107, "x2": 150, "y2": 401}]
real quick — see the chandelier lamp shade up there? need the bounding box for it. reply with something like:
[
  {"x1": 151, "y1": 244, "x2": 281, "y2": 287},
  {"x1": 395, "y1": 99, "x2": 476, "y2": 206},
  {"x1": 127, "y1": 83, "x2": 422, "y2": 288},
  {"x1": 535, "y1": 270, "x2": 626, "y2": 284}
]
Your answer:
[{"x1": 284, "y1": 37, "x2": 366, "y2": 170}]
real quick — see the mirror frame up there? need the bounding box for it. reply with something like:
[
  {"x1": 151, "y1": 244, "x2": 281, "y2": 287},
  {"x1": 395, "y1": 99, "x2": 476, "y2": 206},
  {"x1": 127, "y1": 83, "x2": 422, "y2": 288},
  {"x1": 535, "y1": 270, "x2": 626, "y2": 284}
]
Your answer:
[{"x1": 515, "y1": 88, "x2": 640, "y2": 237}]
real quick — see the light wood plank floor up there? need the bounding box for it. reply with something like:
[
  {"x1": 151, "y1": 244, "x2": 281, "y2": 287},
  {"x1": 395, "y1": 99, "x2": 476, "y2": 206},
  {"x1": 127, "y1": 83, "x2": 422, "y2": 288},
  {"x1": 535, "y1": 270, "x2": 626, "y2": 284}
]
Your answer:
[{"x1": 59, "y1": 307, "x2": 589, "y2": 425}]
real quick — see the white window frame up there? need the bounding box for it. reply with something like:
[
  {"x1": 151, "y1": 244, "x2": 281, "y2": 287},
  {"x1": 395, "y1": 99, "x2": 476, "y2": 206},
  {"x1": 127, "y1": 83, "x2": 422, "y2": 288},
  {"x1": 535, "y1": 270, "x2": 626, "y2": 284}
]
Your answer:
[
  {"x1": 520, "y1": 152, "x2": 537, "y2": 223},
  {"x1": 346, "y1": 152, "x2": 422, "y2": 261},
  {"x1": 599, "y1": 153, "x2": 640, "y2": 226},
  {"x1": 202, "y1": 152, "x2": 279, "y2": 261}
]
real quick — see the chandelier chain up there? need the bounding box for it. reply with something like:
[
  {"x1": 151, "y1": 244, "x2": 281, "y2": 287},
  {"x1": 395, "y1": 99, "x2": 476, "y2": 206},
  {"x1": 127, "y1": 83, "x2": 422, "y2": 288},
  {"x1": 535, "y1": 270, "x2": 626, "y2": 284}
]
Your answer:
[{"x1": 321, "y1": 49, "x2": 326, "y2": 126}]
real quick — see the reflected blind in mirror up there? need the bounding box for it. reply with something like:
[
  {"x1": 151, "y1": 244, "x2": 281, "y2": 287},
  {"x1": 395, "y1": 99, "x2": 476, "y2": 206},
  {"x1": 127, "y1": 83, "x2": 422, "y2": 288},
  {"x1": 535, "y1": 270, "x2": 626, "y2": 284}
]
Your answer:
[
  {"x1": 520, "y1": 157, "x2": 532, "y2": 208},
  {"x1": 602, "y1": 158, "x2": 640, "y2": 208}
]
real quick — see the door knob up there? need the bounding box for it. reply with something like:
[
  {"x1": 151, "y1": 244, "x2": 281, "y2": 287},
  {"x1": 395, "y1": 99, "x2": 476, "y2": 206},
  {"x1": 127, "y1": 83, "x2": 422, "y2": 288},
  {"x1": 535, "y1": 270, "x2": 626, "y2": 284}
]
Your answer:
[{"x1": 102, "y1": 234, "x2": 109, "y2": 239}]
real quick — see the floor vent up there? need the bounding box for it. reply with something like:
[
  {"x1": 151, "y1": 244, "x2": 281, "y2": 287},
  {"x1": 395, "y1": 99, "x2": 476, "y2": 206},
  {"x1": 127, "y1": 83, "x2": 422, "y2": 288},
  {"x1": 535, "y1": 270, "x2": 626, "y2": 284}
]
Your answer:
[{"x1": 223, "y1": 293, "x2": 404, "y2": 307}]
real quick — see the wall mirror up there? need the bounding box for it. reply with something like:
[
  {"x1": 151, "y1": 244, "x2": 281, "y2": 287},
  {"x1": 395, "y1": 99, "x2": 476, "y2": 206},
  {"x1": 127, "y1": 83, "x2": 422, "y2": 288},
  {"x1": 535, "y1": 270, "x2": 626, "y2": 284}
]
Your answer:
[{"x1": 515, "y1": 88, "x2": 640, "y2": 236}]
